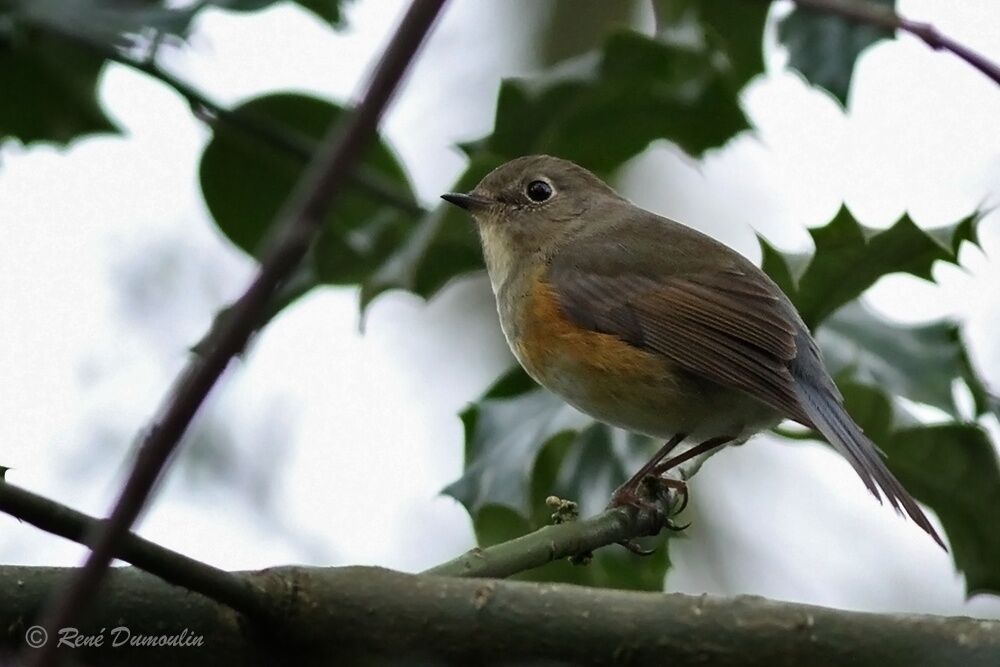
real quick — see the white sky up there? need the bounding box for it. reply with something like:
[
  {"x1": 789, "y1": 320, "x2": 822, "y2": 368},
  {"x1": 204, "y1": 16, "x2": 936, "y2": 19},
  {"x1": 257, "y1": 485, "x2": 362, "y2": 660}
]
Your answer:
[{"x1": 1, "y1": 0, "x2": 999, "y2": 618}]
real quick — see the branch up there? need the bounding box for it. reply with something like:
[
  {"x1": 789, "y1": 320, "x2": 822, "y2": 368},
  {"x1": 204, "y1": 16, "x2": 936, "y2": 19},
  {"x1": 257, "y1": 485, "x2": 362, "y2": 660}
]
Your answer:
[
  {"x1": 426, "y1": 503, "x2": 670, "y2": 578},
  {"x1": 3, "y1": 565, "x2": 998, "y2": 665},
  {"x1": 28, "y1": 2, "x2": 448, "y2": 664},
  {"x1": 0, "y1": 480, "x2": 271, "y2": 622},
  {"x1": 784, "y1": 0, "x2": 1000, "y2": 87}
]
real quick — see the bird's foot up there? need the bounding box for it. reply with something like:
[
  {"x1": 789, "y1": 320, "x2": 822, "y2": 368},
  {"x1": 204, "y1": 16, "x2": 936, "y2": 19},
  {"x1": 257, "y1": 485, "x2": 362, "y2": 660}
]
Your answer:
[
  {"x1": 607, "y1": 481, "x2": 662, "y2": 515},
  {"x1": 656, "y1": 477, "x2": 690, "y2": 516},
  {"x1": 607, "y1": 476, "x2": 690, "y2": 554}
]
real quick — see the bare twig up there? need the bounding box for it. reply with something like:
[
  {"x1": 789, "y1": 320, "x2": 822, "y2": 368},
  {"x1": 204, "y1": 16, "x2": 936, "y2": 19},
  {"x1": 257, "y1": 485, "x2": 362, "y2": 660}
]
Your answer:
[
  {"x1": 28, "y1": 2, "x2": 448, "y2": 665},
  {"x1": 425, "y1": 504, "x2": 670, "y2": 579},
  {"x1": 27, "y1": 22, "x2": 426, "y2": 216},
  {"x1": 0, "y1": 480, "x2": 271, "y2": 621},
  {"x1": 783, "y1": 0, "x2": 1000, "y2": 87}
]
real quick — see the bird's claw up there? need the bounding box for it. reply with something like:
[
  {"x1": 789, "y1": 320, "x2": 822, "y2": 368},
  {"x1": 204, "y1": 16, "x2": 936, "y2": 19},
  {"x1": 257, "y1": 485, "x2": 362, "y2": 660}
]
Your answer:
[
  {"x1": 656, "y1": 477, "x2": 689, "y2": 516},
  {"x1": 665, "y1": 519, "x2": 691, "y2": 532},
  {"x1": 617, "y1": 538, "x2": 657, "y2": 556}
]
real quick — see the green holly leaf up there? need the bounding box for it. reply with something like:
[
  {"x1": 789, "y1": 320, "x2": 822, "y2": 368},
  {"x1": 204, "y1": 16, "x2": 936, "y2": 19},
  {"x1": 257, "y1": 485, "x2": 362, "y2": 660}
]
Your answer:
[
  {"x1": 534, "y1": 0, "x2": 640, "y2": 67},
  {"x1": 654, "y1": 0, "x2": 768, "y2": 92},
  {"x1": 14, "y1": 0, "x2": 202, "y2": 48},
  {"x1": 818, "y1": 302, "x2": 998, "y2": 421},
  {"x1": 480, "y1": 27, "x2": 752, "y2": 174},
  {"x1": 199, "y1": 93, "x2": 417, "y2": 287},
  {"x1": 838, "y1": 382, "x2": 1000, "y2": 595},
  {"x1": 0, "y1": 0, "x2": 349, "y2": 146},
  {"x1": 446, "y1": 365, "x2": 673, "y2": 590},
  {"x1": 462, "y1": 411, "x2": 671, "y2": 591},
  {"x1": 778, "y1": 0, "x2": 895, "y2": 106},
  {"x1": 444, "y1": 374, "x2": 582, "y2": 517},
  {"x1": 761, "y1": 207, "x2": 979, "y2": 327},
  {"x1": 212, "y1": 0, "x2": 347, "y2": 27},
  {"x1": 0, "y1": 29, "x2": 118, "y2": 144}
]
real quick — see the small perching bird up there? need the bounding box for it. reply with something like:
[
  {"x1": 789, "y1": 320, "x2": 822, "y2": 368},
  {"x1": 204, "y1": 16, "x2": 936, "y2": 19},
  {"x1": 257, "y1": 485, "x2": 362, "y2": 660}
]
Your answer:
[{"x1": 443, "y1": 154, "x2": 945, "y2": 550}]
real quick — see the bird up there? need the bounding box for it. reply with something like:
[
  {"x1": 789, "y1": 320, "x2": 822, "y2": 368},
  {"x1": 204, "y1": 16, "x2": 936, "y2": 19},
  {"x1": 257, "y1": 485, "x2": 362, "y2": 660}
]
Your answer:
[{"x1": 441, "y1": 154, "x2": 945, "y2": 550}]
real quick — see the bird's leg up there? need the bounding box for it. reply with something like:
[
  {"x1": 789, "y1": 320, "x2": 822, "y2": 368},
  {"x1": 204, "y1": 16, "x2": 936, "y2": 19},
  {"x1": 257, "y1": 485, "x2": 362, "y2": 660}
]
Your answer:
[
  {"x1": 608, "y1": 432, "x2": 686, "y2": 511},
  {"x1": 609, "y1": 434, "x2": 735, "y2": 554},
  {"x1": 608, "y1": 433, "x2": 686, "y2": 556},
  {"x1": 650, "y1": 435, "x2": 734, "y2": 478},
  {"x1": 647, "y1": 435, "x2": 734, "y2": 532}
]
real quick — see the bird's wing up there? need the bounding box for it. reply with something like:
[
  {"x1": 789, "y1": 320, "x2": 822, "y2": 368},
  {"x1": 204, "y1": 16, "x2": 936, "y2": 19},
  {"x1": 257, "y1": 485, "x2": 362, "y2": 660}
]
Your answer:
[
  {"x1": 547, "y1": 254, "x2": 812, "y2": 426},
  {"x1": 547, "y1": 233, "x2": 945, "y2": 548}
]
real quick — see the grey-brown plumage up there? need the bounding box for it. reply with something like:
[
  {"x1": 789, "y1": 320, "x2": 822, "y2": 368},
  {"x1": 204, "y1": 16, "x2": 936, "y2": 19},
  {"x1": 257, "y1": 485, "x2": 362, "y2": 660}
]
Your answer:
[
  {"x1": 443, "y1": 154, "x2": 945, "y2": 549},
  {"x1": 548, "y1": 221, "x2": 943, "y2": 548}
]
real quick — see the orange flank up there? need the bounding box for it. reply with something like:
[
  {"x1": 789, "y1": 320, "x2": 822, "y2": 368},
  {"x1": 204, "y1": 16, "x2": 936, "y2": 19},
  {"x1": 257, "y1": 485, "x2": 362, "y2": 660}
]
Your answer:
[
  {"x1": 508, "y1": 271, "x2": 773, "y2": 443},
  {"x1": 513, "y1": 274, "x2": 669, "y2": 388}
]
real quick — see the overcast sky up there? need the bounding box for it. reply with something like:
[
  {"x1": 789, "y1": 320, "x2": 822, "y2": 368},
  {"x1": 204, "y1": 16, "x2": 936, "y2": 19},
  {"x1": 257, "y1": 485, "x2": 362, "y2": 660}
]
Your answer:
[{"x1": 1, "y1": 0, "x2": 999, "y2": 617}]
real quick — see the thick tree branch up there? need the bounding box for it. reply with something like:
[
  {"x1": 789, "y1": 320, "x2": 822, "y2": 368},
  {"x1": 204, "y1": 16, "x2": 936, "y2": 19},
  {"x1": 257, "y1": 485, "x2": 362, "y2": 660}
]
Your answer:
[
  {"x1": 28, "y1": 2, "x2": 448, "y2": 664},
  {"x1": 783, "y1": 0, "x2": 1000, "y2": 87},
  {"x1": 3, "y1": 565, "x2": 998, "y2": 666},
  {"x1": 0, "y1": 481, "x2": 271, "y2": 622}
]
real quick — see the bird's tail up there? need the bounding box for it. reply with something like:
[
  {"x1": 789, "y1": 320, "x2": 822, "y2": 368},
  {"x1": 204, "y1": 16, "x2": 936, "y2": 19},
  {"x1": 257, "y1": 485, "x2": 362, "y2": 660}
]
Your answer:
[{"x1": 792, "y1": 376, "x2": 946, "y2": 551}]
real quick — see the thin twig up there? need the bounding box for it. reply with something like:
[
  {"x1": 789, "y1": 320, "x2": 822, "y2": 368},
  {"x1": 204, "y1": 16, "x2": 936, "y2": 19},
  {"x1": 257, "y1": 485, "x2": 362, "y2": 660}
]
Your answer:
[
  {"x1": 29, "y1": 22, "x2": 426, "y2": 216},
  {"x1": 784, "y1": 0, "x2": 1000, "y2": 87},
  {"x1": 0, "y1": 480, "x2": 272, "y2": 621},
  {"x1": 28, "y1": 2, "x2": 448, "y2": 665},
  {"x1": 425, "y1": 504, "x2": 670, "y2": 579}
]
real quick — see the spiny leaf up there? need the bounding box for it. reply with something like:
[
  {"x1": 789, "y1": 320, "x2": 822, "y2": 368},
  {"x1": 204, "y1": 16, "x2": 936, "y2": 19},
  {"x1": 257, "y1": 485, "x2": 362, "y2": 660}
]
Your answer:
[
  {"x1": 762, "y1": 206, "x2": 979, "y2": 327},
  {"x1": 445, "y1": 383, "x2": 583, "y2": 517},
  {"x1": 0, "y1": 28, "x2": 118, "y2": 144},
  {"x1": 448, "y1": 367, "x2": 674, "y2": 590},
  {"x1": 838, "y1": 382, "x2": 1000, "y2": 595},
  {"x1": 213, "y1": 0, "x2": 348, "y2": 27},
  {"x1": 535, "y1": 0, "x2": 639, "y2": 67},
  {"x1": 484, "y1": 30, "x2": 750, "y2": 170},
  {"x1": 778, "y1": 0, "x2": 896, "y2": 106},
  {"x1": 759, "y1": 235, "x2": 801, "y2": 300},
  {"x1": 818, "y1": 302, "x2": 997, "y2": 421},
  {"x1": 0, "y1": 0, "x2": 348, "y2": 145},
  {"x1": 470, "y1": 422, "x2": 671, "y2": 591},
  {"x1": 16, "y1": 0, "x2": 202, "y2": 49},
  {"x1": 654, "y1": 0, "x2": 768, "y2": 92}
]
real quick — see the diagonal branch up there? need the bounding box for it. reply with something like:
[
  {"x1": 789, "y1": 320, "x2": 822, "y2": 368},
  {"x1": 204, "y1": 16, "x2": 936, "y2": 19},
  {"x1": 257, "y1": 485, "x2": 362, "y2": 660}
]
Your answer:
[
  {"x1": 27, "y1": 2, "x2": 449, "y2": 665},
  {"x1": 0, "y1": 480, "x2": 271, "y2": 622},
  {"x1": 783, "y1": 0, "x2": 1000, "y2": 87}
]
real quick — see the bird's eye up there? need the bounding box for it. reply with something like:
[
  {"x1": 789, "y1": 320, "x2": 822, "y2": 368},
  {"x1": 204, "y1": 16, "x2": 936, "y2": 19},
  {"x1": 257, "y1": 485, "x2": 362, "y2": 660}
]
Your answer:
[{"x1": 526, "y1": 180, "x2": 553, "y2": 203}]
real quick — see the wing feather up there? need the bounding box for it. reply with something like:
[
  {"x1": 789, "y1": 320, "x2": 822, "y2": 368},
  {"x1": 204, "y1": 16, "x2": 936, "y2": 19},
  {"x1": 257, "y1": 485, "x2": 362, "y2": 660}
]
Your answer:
[{"x1": 548, "y1": 262, "x2": 812, "y2": 425}]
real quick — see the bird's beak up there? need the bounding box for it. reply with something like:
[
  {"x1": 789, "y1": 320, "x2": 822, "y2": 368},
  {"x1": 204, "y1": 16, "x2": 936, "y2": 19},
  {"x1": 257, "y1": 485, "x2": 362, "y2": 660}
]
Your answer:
[{"x1": 441, "y1": 192, "x2": 492, "y2": 212}]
